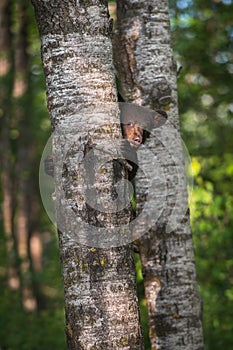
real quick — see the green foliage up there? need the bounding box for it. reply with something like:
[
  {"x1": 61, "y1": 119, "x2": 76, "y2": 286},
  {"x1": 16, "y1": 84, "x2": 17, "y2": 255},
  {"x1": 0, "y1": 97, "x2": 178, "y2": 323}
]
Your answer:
[
  {"x1": 1, "y1": 0, "x2": 233, "y2": 349},
  {"x1": 0, "y1": 233, "x2": 66, "y2": 350},
  {"x1": 0, "y1": 2, "x2": 65, "y2": 349},
  {"x1": 170, "y1": 0, "x2": 233, "y2": 349},
  {"x1": 0, "y1": 290, "x2": 66, "y2": 350},
  {"x1": 135, "y1": 254, "x2": 150, "y2": 350},
  {"x1": 190, "y1": 164, "x2": 233, "y2": 349}
]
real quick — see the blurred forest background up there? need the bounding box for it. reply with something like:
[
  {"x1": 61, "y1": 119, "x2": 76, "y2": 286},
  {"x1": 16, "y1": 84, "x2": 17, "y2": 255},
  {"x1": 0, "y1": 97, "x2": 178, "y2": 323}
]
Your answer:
[{"x1": 0, "y1": 0, "x2": 233, "y2": 349}]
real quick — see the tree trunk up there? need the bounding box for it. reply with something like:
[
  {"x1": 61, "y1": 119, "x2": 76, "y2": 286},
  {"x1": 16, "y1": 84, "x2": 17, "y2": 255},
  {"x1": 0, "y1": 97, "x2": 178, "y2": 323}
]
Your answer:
[
  {"x1": 32, "y1": 0, "x2": 144, "y2": 348},
  {"x1": 0, "y1": 0, "x2": 21, "y2": 291},
  {"x1": 13, "y1": 1, "x2": 39, "y2": 311},
  {"x1": 114, "y1": 0, "x2": 204, "y2": 349}
]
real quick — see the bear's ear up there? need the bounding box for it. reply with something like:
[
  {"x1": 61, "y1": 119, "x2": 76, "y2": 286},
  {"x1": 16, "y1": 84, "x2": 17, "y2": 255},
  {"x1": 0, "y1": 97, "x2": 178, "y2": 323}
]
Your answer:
[
  {"x1": 119, "y1": 102, "x2": 168, "y2": 130},
  {"x1": 119, "y1": 103, "x2": 155, "y2": 127},
  {"x1": 153, "y1": 110, "x2": 168, "y2": 128}
]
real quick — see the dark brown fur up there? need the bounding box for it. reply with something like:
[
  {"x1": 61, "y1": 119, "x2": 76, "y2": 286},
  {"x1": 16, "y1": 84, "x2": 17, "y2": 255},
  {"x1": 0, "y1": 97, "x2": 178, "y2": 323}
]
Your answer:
[
  {"x1": 120, "y1": 102, "x2": 167, "y2": 147},
  {"x1": 44, "y1": 103, "x2": 167, "y2": 178}
]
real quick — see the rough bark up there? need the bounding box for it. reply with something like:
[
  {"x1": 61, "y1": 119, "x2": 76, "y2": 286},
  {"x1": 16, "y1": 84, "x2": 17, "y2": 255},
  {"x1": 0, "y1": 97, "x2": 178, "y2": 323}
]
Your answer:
[
  {"x1": 32, "y1": 0, "x2": 144, "y2": 348},
  {"x1": 114, "y1": 0, "x2": 204, "y2": 349}
]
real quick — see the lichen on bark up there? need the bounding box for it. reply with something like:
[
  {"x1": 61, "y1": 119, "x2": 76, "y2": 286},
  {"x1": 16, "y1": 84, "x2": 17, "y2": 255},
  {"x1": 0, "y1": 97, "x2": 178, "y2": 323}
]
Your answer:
[{"x1": 32, "y1": 0, "x2": 145, "y2": 349}]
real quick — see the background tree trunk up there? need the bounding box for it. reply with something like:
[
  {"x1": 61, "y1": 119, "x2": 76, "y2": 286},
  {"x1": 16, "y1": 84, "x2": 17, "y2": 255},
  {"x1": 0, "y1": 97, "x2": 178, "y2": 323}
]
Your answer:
[
  {"x1": 13, "y1": 0, "x2": 39, "y2": 312},
  {"x1": 114, "y1": 0, "x2": 204, "y2": 349},
  {"x1": 0, "y1": 0, "x2": 46, "y2": 311},
  {"x1": 32, "y1": 0, "x2": 144, "y2": 348},
  {"x1": 0, "y1": 0, "x2": 19, "y2": 291}
]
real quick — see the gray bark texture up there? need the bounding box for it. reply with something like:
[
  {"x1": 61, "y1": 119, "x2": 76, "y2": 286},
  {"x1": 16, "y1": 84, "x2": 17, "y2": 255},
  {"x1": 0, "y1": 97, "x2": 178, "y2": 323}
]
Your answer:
[
  {"x1": 32, "y1": 1, "x2": 144, "y2": 349},
  {"x1": 114, "y1": 0, "x2": 204, "y2": 349}
]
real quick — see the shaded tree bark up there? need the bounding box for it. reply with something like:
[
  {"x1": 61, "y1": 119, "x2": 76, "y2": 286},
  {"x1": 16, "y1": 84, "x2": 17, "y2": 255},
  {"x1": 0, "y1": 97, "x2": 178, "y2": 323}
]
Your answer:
[
  {"x1": 114, "y1": 0, "x2": 204, "y2": 349},
  {"x1": 32, "y1": 0, "x2": 144, "y2": 348}
]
